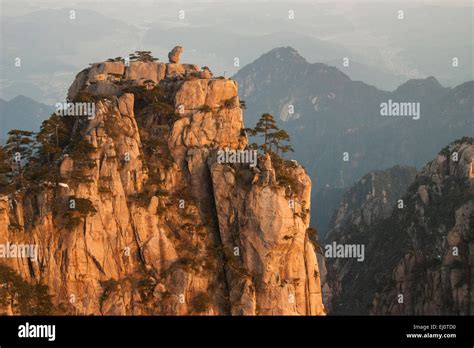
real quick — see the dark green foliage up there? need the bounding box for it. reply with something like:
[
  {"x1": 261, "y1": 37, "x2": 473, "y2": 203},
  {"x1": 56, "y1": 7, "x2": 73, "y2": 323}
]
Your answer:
[
  {"x1": 3, "y1": 129, "x2": 35, "y2": 188},
  {"x1": 37, "y1": 114, "x2": 71, "y2": 163},
  {"x1": 121, "y1": 85, "x2": 174, "y2": 120},
  {"x1": 99, "y1": 278, "x2": 120, "y2": 307},
  {"x1": 127, "y1": 190, "x2": 153, "y2": 207},
  {"x1": 307, "y1": 227, "x2": 318, "y2": 239},
  {"x1": 276, "y1": 172, "x2": 299, "y2": 192},
  {"x1": 223, "y1": 98, "x2": 235, "y2": 109},
  {"x1": 175, "y1": 257, "x2": 200, "y2": 273},
  {"x1": 190, "y1": 292, "x2": 212, "y2": 313},
  {"x1": 106, "y1": 57, "x2": 125, "y2": 63},
  {"x1": 197, "y1": 105, "x2": 212, "y2": 113},
  {"x1": 69, "y1": 138, "x2": 96, "y2": 168},
  {"x1": 245, "y1": 113, "x2": 297, "y2": 190},
  {"x1": 72, "y1": 91, "x2": 110, "y2": 103},
  {"x1": 63, "y1": 212, "x2": 82, "y2": 230},
  {"x1": 245, "y1": 113, "x2": 293, "y2": 156},
  {"x1": 185, "y1": 72, "x2": 201, "y2": 80},
  {"x1": 69, "y1": 169, "x2": 94, "y2": 184},
  {"x1": 99, "y1": 273, "x2": 158, "y2": 310},
  {"x1": 99, "y1": 175, "x2": 112, "y2": 182},
  {"x1": 63, "y1": 197, "x2": 96, "y2": 230},
  {"x1": 151, "y1": 100, "x2": 175, "y2": 117},
  {"x1": 272, "y1": 155, "x2": 299, "y2": 193},
  {"x1": 0, "y1": 264, "x2": 55, "y2": 315},
  {"x1": 142, "y1": 135, "x2": 174, "y2": 170},
  {"x1": 5, "y1": 130, "x2": 35, "y2": 154},
  {"x1": 98, "y1": 186, "x2": 112, "y2": 194},
  {"x1": 69, "y1": 196, "x2": 97, "y2": 216},
  {"x1": 439, "y1": 137, "x2": 474, "y2": 157},
  {"x1": 0, "y1": 147, "x2": 14, "y2": 194},
  {"x1": 103, "y1": 117, "x2": 121, "y2": 139},
  {"x1": 270, "y1": 129, "x2": 294, "y2": 156},
  {"x1": 8, "y1": 222, "x2": 24, "y2": 231},
  {"x1": 244, "y1": 113, "x2": 277, "y2": 153},
  {"x1": 129, "y1": 51, "x2": 159, "y2": 62}
]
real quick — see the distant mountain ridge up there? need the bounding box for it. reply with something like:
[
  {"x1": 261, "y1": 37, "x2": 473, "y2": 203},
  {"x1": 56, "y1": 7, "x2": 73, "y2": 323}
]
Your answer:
[
  {"x1": 234, "y1": 47, "x2": 474, "y2": 234},
  {"x1": 0, "y1": 95, "x2": 53, "y2": 143}
]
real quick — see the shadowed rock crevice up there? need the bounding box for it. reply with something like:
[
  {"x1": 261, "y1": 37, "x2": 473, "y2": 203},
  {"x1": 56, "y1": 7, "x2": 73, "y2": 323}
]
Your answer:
[{"x1": 0, "y1": 47, "x2": 325, "y2": 316}]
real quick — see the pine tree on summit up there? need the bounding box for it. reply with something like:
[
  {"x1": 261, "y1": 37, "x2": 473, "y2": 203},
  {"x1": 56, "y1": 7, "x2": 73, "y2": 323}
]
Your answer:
[
  {"x1": 270, "y1": 129, "x2": 293, "y2": 156},
  {"x1": 245, "y1": 113, "x2": 293, "y2": 156},
  {"x1": 129, "y1": 51, "x2": 159, "y2": 62},
  {"x1": 245, "y1": 113, "x2": 278, "y2": 153}
]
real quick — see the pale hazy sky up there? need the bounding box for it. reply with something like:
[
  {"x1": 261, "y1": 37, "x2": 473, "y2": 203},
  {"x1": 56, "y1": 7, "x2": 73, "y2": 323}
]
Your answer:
[{"x1": 0, "y1": 0, "x2": 471, "y2": 102}]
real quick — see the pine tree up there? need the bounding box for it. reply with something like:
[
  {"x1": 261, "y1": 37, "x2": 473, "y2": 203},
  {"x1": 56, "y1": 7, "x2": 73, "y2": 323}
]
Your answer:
[
  {"x1": 107, "y1": 57, "x2": 125, "y2": 63},
  {"x1": 245, "y1": 113, "x2": 293, "y2": 156},
  {"x1": 270, "y1": 129, "x2": 294, "y2": 156},
  {"x1": 245, "y1": 113, "x2": 279, "y2": 153},
  {"x1": 0, "y1": 147, "x2": 13, "y2": 194},
  {"x1": 129, "y1": 51, "x2": 159, "y2": 62},
  {"x1": 4, "y1": 130, "x2": 35, "y2": 187},
  {"x1": 37, "y1": 114, "x2": 69, "y2": 163}
]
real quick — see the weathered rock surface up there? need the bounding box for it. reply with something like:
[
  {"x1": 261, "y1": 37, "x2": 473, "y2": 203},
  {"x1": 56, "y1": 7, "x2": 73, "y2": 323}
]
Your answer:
[
  {"x1": 125, "y1": 61, "x2": 166, "y2": 85},
  {"x1": 210, "y1": 158, "x2": 324, "y2": 315},
  {"x1": 0, "y1": 47, "x2": 325, "y2": 316},
  {"x1": 324, "y1": 140, "x2": 474, "y2": 315},
  {"x1": 369, "y1": 140, "x2": 474, "y2": 315},
  {"x1": 323, "y1": 165, "x2": 417, "y2": 313},
  {"x1": 168, "y1": 46, "x2": 183, "y2": 63},
  {"x1": 68, "y1": 47, "x2": 203, "y2": 100}
]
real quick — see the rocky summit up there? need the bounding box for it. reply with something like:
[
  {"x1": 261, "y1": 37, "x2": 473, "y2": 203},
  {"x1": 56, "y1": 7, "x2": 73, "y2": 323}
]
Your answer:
[{"x1": 0, "y1": 47, "x2": 325, "y2": 315}]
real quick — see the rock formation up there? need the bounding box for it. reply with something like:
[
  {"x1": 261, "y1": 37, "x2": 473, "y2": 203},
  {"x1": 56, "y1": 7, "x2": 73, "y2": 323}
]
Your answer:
[
  {"x1": 322, "y1": 165, "x2": 417, "y2": 313},
  {"x1": 323, "y1": 140, "x2": 474, "y2": 315},
  {"x1": 168, "y1": 46, "x2": 183, "y2": 64},
  {"x1": 68, "y1": 48, "x2": 212, "y2": 99},
  {"x1": 370, "y1": 139, "x2": 474, "y2": 315},
  {"x1": 0, "y1": 48, "x2": 325, "y2": 316}
]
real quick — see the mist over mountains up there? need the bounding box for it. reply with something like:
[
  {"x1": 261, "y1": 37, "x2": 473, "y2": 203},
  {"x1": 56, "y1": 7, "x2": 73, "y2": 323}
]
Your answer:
[
  {"x1": 234, "y1": 47, "x2": 474, "y2": 233},
  {"x1": 0, "y1": 0, "x2": 473, "y2": 322},
  {"x1": 1, "y1": 1, "x2": 472, "y2": 103},
  {"x1": 1, "y1": 42, "x2": 472, "y2": 234}
]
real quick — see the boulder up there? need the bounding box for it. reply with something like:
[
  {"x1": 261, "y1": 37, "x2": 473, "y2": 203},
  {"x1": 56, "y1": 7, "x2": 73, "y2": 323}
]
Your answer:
[
  {"x1": 168, "y1": 46, "x2": 183, "y2": 63},
  {"x1": 125, "y1": 61, "x2": 165, "y2": 84},
  {"x1": 98, "y1": 62, "x2": 125, "y2": 76}
]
